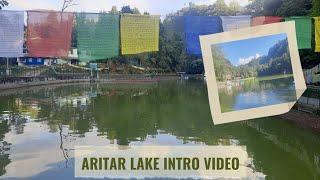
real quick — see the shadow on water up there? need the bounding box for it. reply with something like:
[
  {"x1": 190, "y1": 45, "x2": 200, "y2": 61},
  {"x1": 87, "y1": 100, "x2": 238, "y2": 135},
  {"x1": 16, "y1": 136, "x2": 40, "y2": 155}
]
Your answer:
[{"x1": 0, "y1": 80, "x2": 319, "y2": 179}]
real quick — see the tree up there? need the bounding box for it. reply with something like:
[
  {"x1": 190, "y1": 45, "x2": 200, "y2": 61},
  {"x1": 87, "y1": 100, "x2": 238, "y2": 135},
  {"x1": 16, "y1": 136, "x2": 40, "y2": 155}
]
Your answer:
[
  {"x1": 121, "y1": 6, "x2": 133, "y2": 14},
  {"x1": 229, "y1": 1, "x2": 241, "y2": 15},
  {"x1": 109, "y1": 6, "x2": 118, "y2": 14},
  {"x1": 132, "y1": 7, "x2": 140, "y2": 14},
  {"x1": 213, "y1": 0, "x2": 230, "y2": 15},
  {"x1": 245, "y1": 0, "x2": 312, "y2": 16},
  {"x1": 0, "y1": 0, "x2": 8, "y2": 9},
  {"x1": 311, "y1": 0, "x2": 320, "y2": 16},
  {"x1": 276, "y1": 0, "x2": 311, "y2": 16}
]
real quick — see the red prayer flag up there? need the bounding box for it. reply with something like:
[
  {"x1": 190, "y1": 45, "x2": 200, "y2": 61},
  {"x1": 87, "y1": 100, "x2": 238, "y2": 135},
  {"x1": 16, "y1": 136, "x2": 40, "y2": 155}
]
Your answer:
[
  {"x1": 251, "y1": 16, "x2": 265, "y2": 26},
  {"x1": 27, "y1": 11, "x2": 74, "y2": 57},
  {"x1": 251, "y1": 16, "x2": 283, "y2": 26},
  {"x1": 264, "y1": 16, "x2": 283, "y2": 24}
]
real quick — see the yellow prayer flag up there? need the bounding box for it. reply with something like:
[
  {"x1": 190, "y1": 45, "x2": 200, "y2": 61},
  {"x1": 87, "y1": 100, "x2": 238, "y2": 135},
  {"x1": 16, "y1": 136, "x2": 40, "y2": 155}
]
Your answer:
[
  {"x1": 120, "y1": 14, "x2": 160, "y2": 55},
  {"x1": 315, "y1": 17, "x2": 320, "y2": 52}
]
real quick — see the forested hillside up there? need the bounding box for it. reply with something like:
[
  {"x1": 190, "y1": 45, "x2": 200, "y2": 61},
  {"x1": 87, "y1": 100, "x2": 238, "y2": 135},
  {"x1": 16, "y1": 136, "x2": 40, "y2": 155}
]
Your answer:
[
  {"x1": 213, "y1": 38, "x2": 293, "y2": 81},
  {"x1": 3, "y1": 0, "x2": 318, "y2": 73},
  {"x1": 146, "y1": 0, "x2": 318, "y2": 73}
]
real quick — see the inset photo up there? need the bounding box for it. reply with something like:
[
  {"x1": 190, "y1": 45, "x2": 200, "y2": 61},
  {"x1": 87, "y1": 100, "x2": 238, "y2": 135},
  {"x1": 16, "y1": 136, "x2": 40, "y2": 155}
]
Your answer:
[
  {"x1": 212, "y1": 33, "x2": 296, "y2": 112},
  {"x1": 200, "y1": 22, "x2": 306, "y2": 124}
]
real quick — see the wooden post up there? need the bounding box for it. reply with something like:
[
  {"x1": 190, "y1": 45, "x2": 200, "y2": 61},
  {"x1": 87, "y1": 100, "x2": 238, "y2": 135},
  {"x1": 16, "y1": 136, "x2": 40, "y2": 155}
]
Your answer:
[{"x1": 6, "y1": 58, "x2": 9, "y2": 76}]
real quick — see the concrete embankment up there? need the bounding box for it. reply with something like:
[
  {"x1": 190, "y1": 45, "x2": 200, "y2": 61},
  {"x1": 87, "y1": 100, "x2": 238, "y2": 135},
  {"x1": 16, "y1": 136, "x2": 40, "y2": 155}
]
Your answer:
[
  {"x1": 0, "y1": 76, "x2": 179, "y2": 91},
  {"x1": 278, "y1": 110, "x2": 320, "y2": 133}
]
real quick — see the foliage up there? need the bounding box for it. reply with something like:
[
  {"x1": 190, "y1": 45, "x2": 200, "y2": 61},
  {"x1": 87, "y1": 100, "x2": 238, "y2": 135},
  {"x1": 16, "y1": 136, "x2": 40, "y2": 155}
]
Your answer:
[
  {"x1": 213, "y1": 39, "x2": 293, "y2": 81},
  {"x1": 121, "y1": 6, "x2": 140, "y2": 14},
  {"x1": 134, "y1": 0, "x2": 318, "y2": 74},
  {"x1": 245, "y1": 0, "x2": 312, "y2": 16},
  {"x1": 311, "y1": 0, "x2": 320, "y2": 16}
]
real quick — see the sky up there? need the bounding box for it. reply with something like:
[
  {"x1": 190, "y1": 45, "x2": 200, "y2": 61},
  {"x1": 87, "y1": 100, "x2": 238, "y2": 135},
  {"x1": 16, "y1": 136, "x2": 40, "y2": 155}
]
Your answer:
[
  {"x1": 5, "y1": 0, "x2": 250, "y2": 16},
  {"x1": 216, "y1": 33, "x2": 288, "y2": 66}
]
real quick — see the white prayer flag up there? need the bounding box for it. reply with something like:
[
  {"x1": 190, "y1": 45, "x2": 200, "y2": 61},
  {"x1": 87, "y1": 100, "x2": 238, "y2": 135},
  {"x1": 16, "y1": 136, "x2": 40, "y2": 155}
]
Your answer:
[
  {"x1": 0, "y1": 10, "x2": 24, "y2": 57},
  {"x1": 220, "y1": 15, "x2": 251, "y2": 32}
]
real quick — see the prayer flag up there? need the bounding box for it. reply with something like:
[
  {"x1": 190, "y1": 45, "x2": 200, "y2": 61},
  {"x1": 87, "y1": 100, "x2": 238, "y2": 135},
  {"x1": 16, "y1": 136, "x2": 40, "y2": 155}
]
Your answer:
[
  {"x1": 76, "y1": 13, "x2": 119, "y2": 61},
  {"x1": 163, "y1": 15, "x2": 184, "y2": 38},
  {"x1": 27, "y1": 11, "x2": 74, "y2": 57},
  {"x1": 251, "y1": 16, "x2": 282, "y2": 26},
  {"x1": 184, "y1": 16, "x2": 223, "y2": 56},
  {"x1": 285, "y1": 17, "x2": 312, "y2": 49},
  {"x1": 220, "y1": 15, "x2": 251, "y2": 31},
  {"x1": 0, "y1": 10, "x2": 24, "y2": 57},
  {"x1": 314, "y1": 17, "x2": 320, "y2": 52},
  {"x1": 120, "y1": 14, "x2": 160, "y2": 55}
]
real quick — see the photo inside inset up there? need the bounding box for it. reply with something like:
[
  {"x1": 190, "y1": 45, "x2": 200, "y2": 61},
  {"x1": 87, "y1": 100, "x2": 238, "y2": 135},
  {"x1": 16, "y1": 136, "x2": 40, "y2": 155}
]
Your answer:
[{"x1": 211, "y1": 33, "x2": 297, "y2": 113}]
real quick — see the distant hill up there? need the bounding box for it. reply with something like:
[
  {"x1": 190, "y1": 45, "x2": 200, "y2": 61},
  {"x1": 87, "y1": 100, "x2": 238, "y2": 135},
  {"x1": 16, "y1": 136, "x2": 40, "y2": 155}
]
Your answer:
[{"x1": 212, "y1": 38, "x2": 293, "y2": 81}]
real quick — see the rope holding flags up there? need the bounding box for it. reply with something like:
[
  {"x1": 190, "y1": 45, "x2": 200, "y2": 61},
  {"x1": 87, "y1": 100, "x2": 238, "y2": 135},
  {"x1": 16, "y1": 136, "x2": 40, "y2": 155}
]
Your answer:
[
  {"x1": 120, "y1": 14, "x2": 160, "y2": 55},
  {"x1": 1, "y1": 9, "x2": 320, "y2": 60},
  {"x1": 0, "y1": 10, "x2": 24, "y2": 57},
  {"x1": 184, "y1": 16, "x2": 223, "y2": 56},
  {"x1": 76, "y1": 13, "x2": 120, "y2": 62},
  {"x1": 27, "y1": 11, "x2": 74, "y2": 58},
  {"x1": 285, "y1": 17, "x2": 312, "y2": 49}
]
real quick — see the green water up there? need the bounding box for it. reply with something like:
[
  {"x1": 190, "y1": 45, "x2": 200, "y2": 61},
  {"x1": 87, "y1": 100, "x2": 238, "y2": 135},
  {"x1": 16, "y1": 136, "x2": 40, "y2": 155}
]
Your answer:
[{"x1": 0, "y1": 80, "x2": 319, "y2": 179}]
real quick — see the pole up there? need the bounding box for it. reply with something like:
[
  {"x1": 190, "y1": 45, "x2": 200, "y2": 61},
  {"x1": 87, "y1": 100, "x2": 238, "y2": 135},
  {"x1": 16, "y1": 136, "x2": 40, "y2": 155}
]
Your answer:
[{"x1": 6, "y1": 58, "x2": 10, "y2": 76}]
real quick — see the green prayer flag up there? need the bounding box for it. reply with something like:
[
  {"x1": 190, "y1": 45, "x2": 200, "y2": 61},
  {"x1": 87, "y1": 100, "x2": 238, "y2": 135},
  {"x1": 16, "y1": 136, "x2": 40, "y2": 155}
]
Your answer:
[
  {"x1": 285, "y1": 17, "x2": 312, "y2": 49},
  {"x1": 120, "y1": 14, "x2": 160, "y2": 55},
  {"x1": 76, "y1": 13, "x2": 119, "y2": 62}
]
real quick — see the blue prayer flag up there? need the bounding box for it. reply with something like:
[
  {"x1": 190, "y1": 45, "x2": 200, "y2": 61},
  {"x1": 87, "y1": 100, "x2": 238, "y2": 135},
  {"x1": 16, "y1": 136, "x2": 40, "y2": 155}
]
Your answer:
[{"x1": 184, "y1": 16, "x2": 223, "y2": 56}]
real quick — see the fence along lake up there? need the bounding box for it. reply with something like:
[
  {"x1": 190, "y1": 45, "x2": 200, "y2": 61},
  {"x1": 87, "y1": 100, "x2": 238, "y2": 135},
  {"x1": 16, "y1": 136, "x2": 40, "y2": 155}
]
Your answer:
[{"x1": 0, "y1": 80, "x2": 319, "y2": 179}]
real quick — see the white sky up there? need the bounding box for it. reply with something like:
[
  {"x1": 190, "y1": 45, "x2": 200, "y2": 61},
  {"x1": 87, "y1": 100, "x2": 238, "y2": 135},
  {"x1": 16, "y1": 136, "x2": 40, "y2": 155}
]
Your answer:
[{"x1": 6, "y1": 0, "x2": 250, "y2": 16}]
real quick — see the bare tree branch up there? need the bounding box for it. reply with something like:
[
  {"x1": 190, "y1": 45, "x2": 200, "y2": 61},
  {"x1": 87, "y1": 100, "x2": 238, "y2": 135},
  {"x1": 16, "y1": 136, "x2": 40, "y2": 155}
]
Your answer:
[{"x1": 61, "y1": 0, "x2": 78, "y2": 12}]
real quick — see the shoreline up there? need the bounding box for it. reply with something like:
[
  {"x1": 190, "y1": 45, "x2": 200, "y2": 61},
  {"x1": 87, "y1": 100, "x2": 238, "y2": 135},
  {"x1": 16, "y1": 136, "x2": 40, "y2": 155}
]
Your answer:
[
  {"x1": 277, "y1": 110, "x2": 320, "y2": 133},
  {"x1": 0, "y1": 76, "x2": 179, "y2": 91}
]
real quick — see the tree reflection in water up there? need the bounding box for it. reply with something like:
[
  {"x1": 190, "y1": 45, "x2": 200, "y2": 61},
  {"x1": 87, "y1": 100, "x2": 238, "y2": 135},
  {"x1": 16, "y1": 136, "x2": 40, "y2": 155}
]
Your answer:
[{"x1": 0, "y1": 80, "x2": 319, "y2": 179}]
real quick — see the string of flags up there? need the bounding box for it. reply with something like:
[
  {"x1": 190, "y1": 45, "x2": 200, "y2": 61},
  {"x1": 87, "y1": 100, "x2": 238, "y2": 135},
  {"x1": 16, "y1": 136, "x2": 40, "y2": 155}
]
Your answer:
[{"x1": 1, "y1": 10, "x2": 320, "y2": 61}]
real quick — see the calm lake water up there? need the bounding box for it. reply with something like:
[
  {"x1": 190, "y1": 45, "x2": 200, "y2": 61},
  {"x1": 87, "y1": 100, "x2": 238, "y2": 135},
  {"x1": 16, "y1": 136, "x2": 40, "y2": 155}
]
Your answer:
[
  {"x1": 219, "y1": 76, "x2": 297, "y2": 112},
  {"x1": 0, "y1": 80, "x2": 319, "y2": 179}
]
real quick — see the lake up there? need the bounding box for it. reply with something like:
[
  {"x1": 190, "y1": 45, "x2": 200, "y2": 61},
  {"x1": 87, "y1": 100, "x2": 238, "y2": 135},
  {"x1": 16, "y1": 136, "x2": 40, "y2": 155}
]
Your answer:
[
  {"x1": 218, "y1": 76, "x2": 297, "y2": 112},
  {"x1": 0, "y1": 80, "x2": 319, "y2": 179}
]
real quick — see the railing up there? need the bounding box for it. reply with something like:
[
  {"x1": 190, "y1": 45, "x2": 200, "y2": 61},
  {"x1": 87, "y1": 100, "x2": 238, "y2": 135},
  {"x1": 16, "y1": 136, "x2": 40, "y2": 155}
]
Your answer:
[
  {"x1": 296, "y1": 87, "x2": 320, "y2": 113},
  {"x1": 0, "y1": 65, "x2": 177, "y2": 85}
]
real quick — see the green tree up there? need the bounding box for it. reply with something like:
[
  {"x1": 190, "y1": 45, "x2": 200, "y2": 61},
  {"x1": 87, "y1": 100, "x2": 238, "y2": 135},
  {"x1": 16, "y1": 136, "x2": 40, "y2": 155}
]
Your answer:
[
  {"x1": 276, "y1": 0, "x2": 311, "y2": 16},
  {"x1": 132, "y1": 7, "x2": 140, "y2": 14},
  {"x1": 109, "y1": 6, "x2": 119, "y2": 14},
  {"x1": 121, "y1": 5, "x2": 133, "y2": 14},
  {"x1": 229, "y1": 0, "x2": 242, "y2": 15},
  {"x1": 214, "y1": 0, "x2": 230, "y2": 15},
  {"x1": 311, "y1": 0, "x2": 320, "y2": 16},
  {"x1": 0, "y1": 0, "x2": 8, "y2": 9}
]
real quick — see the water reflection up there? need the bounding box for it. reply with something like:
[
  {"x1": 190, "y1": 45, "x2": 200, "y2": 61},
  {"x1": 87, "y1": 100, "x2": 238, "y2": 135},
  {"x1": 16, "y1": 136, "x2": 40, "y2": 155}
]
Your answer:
[
  {"x1": 218, "y1": 77, "x2": 297, "y2": 112},
  {"x1": 0, "y1": 80, "x2": 319, "y2": 179}
]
